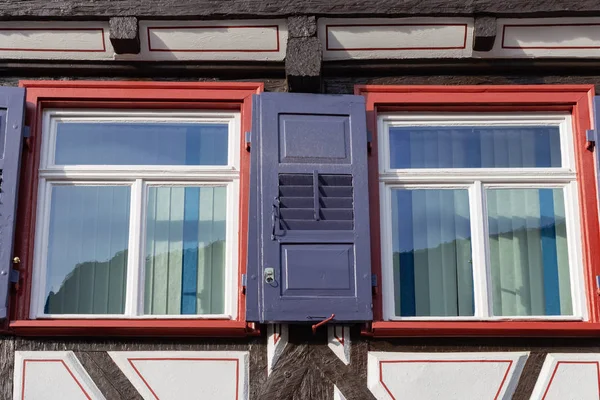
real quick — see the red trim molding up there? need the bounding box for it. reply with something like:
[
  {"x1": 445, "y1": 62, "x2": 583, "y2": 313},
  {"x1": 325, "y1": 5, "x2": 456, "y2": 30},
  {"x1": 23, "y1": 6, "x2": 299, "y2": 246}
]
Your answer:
[
  {"x1": 379, "y1": 359, "x2": 513, "y2": 400},
  {"x1": 325, "y1": 23, "x2": 468, "y2": 51},
  {"x1": 128, "y1": 357, "x2": 240, "y2": 399},
  {"x1": 502, "y1": 23, "x2": 600, "y2": 50},
  {"x1": 543, "y1": 361, "x2": 600, "y2": 399},
  {"x1": 356, "y1": 84, "x2": 600, "y2": 337},
  {"x1": 147, "y1": 25, "x2": 280, "y2": 53},
  {"x1": 22, "y1": 359, "x2": 92, "y2": 400},
  {"x1": 0, "y1": 28, "x2": 106, "y2": 53},
  {"x1": 10, "y1": 80, "x2": 263, "y2": 337}
]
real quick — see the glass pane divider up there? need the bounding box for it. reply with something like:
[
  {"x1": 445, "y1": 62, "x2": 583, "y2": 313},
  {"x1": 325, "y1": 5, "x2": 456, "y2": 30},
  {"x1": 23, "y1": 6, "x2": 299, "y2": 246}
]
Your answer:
[
  {"x1": 378, "y1": 170, "x2": 576, "y2": 184},
  {"x1": 125, "y1": 178, "x2": 145, "y2": 317},
  {"x1": 469, "y1": 181, "x2": 492, "y2": 318}
]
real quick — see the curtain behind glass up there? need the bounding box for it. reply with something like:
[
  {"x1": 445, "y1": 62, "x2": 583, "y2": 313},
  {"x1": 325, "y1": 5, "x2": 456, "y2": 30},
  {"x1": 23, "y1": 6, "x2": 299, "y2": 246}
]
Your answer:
[
  {"x1": 389, "y1": 127, "x2": 561, "y2": 169},
  {"x1": 392, "y1": 189, "x2": 473, "y2": 317},
  {"x1": 487, "y1": 188, "x2": 572, "y2": 316},
  {"x1": 144, "y1": 186, "x2": 227, "y2": 315},
  {"x1": 44, "y1": 186, "x2": 130, "y2": 314}
]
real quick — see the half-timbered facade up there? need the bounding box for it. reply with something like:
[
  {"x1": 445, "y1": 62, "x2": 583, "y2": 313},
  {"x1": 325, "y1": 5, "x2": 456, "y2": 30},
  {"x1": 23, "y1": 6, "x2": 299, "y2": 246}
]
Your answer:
[{"x1": 1, "y1": 2, "x2": 600, "y2": 399}]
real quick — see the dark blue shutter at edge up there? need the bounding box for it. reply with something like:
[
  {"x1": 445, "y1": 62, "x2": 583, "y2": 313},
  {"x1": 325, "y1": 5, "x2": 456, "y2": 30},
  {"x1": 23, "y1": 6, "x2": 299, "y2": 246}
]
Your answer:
[
  {"x1": 0, "y1": 87, "x2": 25, "y2": 319},
  {"x1": 246, "y1": 92, "x2": 372, "y2": 323}
]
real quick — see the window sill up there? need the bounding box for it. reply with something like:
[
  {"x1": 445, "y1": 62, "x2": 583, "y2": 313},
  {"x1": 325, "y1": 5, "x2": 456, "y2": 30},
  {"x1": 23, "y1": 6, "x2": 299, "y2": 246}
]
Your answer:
[
  {"x1": 9, "y1": 319, "x2": 259, "y2": 337},
  {"x1": 367, "y1": 321, "x2": 600, "y2": 337}
]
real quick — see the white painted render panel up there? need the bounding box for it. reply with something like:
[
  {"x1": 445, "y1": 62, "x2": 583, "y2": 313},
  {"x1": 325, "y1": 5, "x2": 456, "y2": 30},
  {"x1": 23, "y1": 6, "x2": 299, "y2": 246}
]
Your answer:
[
  {"x1": 531, "y1": 354, "x2": 600, "y2": 400},
  {"x1": 319, "y1": 18, "x2": 474, "y2": 60},
  {"x1": 13, "y1": 351, "x2": 105, "y2": 400},
  {"x1": 109, "y1": 351, "x2": 249, "y2": 400},
  {"x1": 138, "y1": 20, "x2": 288, "y2": 61},
  {"x1": 368, "y1": 352, "x2": 528, "y2": 400},
  {"x1": 0, "y1": 22, "x2": 112, "y2": 60}
]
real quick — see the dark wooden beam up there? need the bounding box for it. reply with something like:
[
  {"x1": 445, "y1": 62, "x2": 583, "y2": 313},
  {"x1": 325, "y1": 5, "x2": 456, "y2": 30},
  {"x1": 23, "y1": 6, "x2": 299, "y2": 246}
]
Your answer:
[
  {"x1": 473, "y1": 16, "x2": 497, "y2": 52},
  {"x1": 109, "y1": 17, "x2": 140, "y2": 55},
  {"x1": 286, "y1": 16, "x2": 322, "y2": 93},
  {"x1": 288, "y1": 16, "x2": 317, "y2": 38},
  {"x1": 0, "y1": 0, "x2": 599, "y2": 18}
]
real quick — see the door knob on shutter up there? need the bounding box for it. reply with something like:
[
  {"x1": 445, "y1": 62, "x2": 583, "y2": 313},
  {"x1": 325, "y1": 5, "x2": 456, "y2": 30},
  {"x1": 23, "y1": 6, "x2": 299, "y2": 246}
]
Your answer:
[{"x1": 264, "y1": 268, "x2": 275, "y2": 284}]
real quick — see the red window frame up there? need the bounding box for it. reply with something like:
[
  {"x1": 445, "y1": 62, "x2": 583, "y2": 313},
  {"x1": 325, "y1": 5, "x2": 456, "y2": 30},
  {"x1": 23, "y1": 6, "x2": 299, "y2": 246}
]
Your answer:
[
  {"x1": 8, "y1": 80, "x2": 263, "y2": 337},
  {"x1": 356, "y1": 84, "x2": 600, "y2": 337}
]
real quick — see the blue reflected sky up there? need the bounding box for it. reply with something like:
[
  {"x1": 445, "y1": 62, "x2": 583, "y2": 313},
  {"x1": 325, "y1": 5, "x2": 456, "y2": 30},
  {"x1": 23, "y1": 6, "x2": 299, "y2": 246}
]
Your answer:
[{"x1": 55, "y1": 122, "x2": 229, "y2": 166}]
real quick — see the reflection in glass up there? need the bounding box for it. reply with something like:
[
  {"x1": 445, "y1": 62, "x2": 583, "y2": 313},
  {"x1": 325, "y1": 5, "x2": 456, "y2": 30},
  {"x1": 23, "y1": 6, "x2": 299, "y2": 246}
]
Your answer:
[
  {"x1": 389, "y1": 126, "x2": 561, "y2": 169},
  {"x1": 44, "y1": 185, "x2": 131, "y2": 314},
  {"x1": 55, "y1": 122, "x2": 229, "y2": 166},
  {"x1": 487, "y1": 188, "x2": 572, "y2": 316},
  {"x1": 391, "y1": 189, "x2": 473, "y2": 317},
  {"x1": 144, "y1": 186, "x2": 227, "y2": 315}
]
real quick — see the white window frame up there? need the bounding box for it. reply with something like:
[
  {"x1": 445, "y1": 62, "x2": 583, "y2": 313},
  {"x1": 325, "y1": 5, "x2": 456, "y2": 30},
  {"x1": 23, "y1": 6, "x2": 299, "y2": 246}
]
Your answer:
[
  {"x1": 31, "y1": 109, "x2": 241, "y2": 319},
  {"x1": 378, "y1": 113, "x2": 587, "y2": 322}
]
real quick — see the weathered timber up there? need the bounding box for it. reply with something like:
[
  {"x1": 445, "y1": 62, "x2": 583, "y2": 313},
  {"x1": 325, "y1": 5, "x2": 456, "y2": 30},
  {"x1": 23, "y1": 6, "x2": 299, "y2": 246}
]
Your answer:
[
  {"x1": 109, "y1": 17, "x2": 140, "y2": 55},
  {"x1": 286, "y1": 37, "x2": 322, "y2": 93},
  {"x1": 473, "y1": 16, "x2": 497, "y2": 52},
  {"x1": 75, "y1": 351, "x2": 142, "y2": 400},
  {"x1": 0, "y1": 337, "x2": 15, "y2": 400},
  {"x1": 0, "y1": 0, "x2": 599, "y2": 18},
  {"x1": 512, "y1": 352, "x2": 546, "y2": 400},
  {"x1": 288, "y1": 16, "x2": 317, "y2": 38}
]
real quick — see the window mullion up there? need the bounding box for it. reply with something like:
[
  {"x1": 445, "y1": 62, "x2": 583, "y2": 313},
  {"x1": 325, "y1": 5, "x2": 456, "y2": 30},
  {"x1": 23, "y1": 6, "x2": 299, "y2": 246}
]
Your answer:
[
  {"x1": 470, "y1": 180, "x2": 491, "y2": 318},
  {"x1": 125, "y1": 178, "x2": 145, "y2": 317}
]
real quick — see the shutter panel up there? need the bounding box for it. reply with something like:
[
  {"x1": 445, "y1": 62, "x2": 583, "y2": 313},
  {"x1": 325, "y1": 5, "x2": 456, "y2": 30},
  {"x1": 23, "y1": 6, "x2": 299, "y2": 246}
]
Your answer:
[
  {"x1": 0, "y1": 87, "x2": 25, "y2": 319},
  {"x1": 247, "y1": 92, "x2": 372, "y2": 322}
]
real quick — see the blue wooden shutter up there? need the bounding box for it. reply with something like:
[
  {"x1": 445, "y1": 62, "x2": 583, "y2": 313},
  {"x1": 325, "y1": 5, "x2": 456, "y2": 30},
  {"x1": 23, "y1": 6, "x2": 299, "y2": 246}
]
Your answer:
[
  {"x1": 246, "y1": 93, "x2": 372, "y2": 322},
  {"x1": 0, "y1": 87, "x2": 25, "y2": 319}
]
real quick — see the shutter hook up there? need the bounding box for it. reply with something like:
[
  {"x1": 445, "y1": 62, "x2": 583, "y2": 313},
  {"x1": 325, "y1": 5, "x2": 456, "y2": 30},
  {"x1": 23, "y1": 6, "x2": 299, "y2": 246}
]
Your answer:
[{"x1": 311, "y1": 314, "x2": 335, "y2": 335}]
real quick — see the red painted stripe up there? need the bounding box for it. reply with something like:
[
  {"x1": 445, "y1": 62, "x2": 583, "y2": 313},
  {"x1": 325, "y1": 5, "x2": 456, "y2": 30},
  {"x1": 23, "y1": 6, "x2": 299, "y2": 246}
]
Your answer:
[
  {"x1": 0, "y1": 28, "x2": 106, "y2": 52},
  {"x1": 21, "y1": 359, "x2": 92, "y2": 400},
  {"x1": 273, "y1": 324, "x2": 281, "y2": 345},
  {"x1": 334, "y1": 326, "x2": 345, "y2": 345},
  {"x1": 542, "y1": 361, "x2": 600, "y2": 399},
  {"x1": 325, "y1": 23, "x2": 468, "y2": 51},
  {"x1": 146, "y1": 25, "x2": 280, "y2": 53},
  {"x1": 127, "y1": 357, "x2": 240, "y2": 400},
  {"x1": 379, "y1": 359, "x2": 513, "y2": 400},
  {"x1": 502, "y1": 23, "x2": 600, "y2": 50}
]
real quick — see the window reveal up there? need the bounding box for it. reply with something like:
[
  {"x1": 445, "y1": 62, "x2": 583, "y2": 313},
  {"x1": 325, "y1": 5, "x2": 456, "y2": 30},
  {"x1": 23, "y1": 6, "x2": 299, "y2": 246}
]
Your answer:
[
  {"x1": 32, "y1": 111, "x2": 240, "y2": 319},
  {"x1": 379, "y1": 115, "x2": 584, "y2": 320}
]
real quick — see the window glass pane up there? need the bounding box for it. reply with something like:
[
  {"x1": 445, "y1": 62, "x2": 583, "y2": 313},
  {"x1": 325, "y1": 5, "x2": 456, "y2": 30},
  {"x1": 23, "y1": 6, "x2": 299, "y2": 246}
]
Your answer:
[
  {"x1": 44, "y1": 185, "x2": 130, "y2": 315},
  {"x1": 55, "y1": 122, "x2": 229, "y2": 166},
  {"x1": 391, "y1": 189, "x2": 473, "y2": 317},
  {"x1": 389, "y1": 126, "x2": 561, "y2": 169},
  {"x1": 144, "y1": 186, "x2": 227, "y2": 315},
  {"x1": 487, "y1": 188, "x2": 572, "y2": 316}
]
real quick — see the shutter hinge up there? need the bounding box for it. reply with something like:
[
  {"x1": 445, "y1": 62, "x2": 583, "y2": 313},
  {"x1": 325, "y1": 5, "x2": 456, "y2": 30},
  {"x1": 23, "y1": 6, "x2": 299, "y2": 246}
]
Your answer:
[
  {"x1": 9, "y1": 256, "x2": 21, "y2": 291},
  {"x1": 371, "y1": 273, "x2": 378, "y2": 296},
  {"x1": 587, "y1": 129, "x2": 596, "y2": 151},
  {"x1": 9, "y1": 269, "x2": 19, "y2": 284},
  {"x1": 23, "y1": 126, "x2": 32, "y2": 150},
  {"x1": 241, "y1": 273, "x2": 247, "y2": 295},
  {"x1": 245, "y1": 131, "x2": 251, "y2": 152},
  {"x1": 367, "y1": 130, "x2": 373, "y2": 153}
]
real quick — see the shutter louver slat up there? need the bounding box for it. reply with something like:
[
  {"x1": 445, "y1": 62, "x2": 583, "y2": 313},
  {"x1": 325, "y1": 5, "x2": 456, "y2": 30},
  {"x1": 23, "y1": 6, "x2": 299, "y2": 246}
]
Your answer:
[{"x1": 278, "y1": 172, "x2": 354, "y2": 231}]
